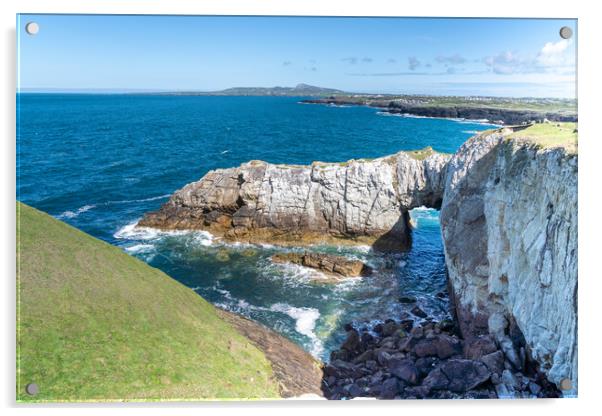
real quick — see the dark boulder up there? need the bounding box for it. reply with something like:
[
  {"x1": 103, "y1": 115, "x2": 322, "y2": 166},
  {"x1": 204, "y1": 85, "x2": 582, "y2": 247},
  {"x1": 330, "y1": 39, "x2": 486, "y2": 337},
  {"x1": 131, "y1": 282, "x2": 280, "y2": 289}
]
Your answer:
[
  {"x1": 352, "y1": 349, "x2": 374, "y2": 364},
  {"x1": 379, "y1": 377, "x2": 400, "y2": 399},
  {"x1": 464, "y1": 335, "x2": 498, "y2": 359},
  {"x1": 422, "y1": 367, "x2": 449, "y2": 391},
  {"x1": 387, "y1": 358, "x2": 419, "y2": 385},
  {"x1": 411, "y1": 306, "x2": 428, "y2": 318},
  {"x1": 413, "y1": 334, "x2": 463, "y2": 359},
  {"x1": 440, "y1": 359, "x2": 492, "y2": 393},
  {"x1": 423, "y1": 359, "x2": 491, "y2": 393},
  {"x1": 480, "y1": 350, "x2": 505, "y2": 375},
  {"x1": 341, "y1": 329, "x2": 361, "y2": 353},
  {"x1": 329, "y1": 349, "x2": 349, "y2": 362},
  {"x1": 415, "y1": 357, "x2": 439, "y2": 378},
  {"x1": 382, "y1": 320, "x2": 400, "y2": 337},
  {"x1": 323, "y1": 359, "x2": 357, "y2": 379},
  {"x1": 398, "y1": 295, "x2": 417, "y2": 304}
]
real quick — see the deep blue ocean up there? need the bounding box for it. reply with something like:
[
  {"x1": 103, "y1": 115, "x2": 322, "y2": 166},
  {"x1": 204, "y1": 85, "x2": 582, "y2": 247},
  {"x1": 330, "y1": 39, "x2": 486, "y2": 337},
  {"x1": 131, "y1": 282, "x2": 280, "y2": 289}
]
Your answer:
[{"x1": 17, "y1": 94, "x2": 498, "y2": 360}]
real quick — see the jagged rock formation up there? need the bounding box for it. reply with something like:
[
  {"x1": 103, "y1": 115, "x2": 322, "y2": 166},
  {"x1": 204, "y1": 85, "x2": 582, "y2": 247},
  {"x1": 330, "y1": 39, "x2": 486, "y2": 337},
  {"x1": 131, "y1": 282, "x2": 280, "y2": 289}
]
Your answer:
[
  {"x1": 139, "y1": 148, "x2": 450, "y2": 252},
  {"x1": 440, "y1": 131, "x2": 578, "y2": 395}
]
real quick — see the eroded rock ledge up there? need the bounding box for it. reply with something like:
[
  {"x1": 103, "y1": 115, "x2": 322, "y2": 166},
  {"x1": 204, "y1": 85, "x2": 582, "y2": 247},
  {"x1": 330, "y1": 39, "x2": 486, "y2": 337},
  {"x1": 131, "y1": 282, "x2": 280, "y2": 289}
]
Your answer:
[
  {"x1": 271, "y1": 252, "x2": 372, "y2": 280},
  {"x1": 139, "y1": 148, "x2": 450, "y2": 252}
]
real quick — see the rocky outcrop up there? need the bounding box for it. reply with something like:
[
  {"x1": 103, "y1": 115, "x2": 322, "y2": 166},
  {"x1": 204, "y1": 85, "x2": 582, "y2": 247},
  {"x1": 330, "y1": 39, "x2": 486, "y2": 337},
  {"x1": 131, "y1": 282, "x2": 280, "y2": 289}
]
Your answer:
[
  {"x1": 139, "y1": 149, "x2": 450, "y2": 252},
  {"x1": 271, "y1": 252, "x2": 372, "y2": 279},
  {"x1": 440, "y1": 131, "x2": 578, "y2": 395}
]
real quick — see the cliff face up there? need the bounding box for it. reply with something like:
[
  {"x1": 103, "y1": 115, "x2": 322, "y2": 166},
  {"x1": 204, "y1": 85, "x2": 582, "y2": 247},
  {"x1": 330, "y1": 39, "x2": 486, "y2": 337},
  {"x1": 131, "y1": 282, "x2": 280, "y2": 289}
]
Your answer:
[
  {"x1": 440, "y1": 132, "x2": 578, "y2": 394},
  {"x1": 139, "y1": 150, "x2": 450, "y2": 251},
  {"x1": 139, "y1": 128, "x2": 577, "y2": 394}
]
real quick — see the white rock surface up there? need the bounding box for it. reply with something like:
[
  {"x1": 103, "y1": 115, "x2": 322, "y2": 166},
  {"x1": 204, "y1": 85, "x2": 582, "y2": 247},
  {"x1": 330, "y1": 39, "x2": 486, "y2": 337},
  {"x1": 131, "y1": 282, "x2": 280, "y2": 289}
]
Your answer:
[
  {"x1": 140, "y1": 150, "x2": 450, "y2": 250},
  {"x1": 441, "y1": 132, "x2": 578, "y2": 394}
]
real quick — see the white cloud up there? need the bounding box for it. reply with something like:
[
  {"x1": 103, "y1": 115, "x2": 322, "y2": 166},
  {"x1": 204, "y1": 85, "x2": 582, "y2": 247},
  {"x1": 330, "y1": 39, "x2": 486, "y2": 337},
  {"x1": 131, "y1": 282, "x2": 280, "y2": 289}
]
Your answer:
[
  {"x1": 484, "y1": 39, "x2": 574, "y2": 75},
  {"x1": 537, "y1": 39, "x2": 572, "y2": 67},
  {"x1": 483, "y1": 51, "x2": 525, "y2": 74}
]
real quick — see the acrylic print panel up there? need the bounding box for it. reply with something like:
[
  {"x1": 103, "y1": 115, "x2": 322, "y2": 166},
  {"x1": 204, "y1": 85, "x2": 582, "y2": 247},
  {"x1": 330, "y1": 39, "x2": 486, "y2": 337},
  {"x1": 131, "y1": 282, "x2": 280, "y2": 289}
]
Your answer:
[{"x1": 16, "y1": 14, "x2": 577, "y2": 402}]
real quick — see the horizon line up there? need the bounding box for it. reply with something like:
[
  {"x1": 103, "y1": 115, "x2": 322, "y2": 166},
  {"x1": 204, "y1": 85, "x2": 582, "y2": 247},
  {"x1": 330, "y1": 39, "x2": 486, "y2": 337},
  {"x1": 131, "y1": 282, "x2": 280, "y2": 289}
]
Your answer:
[{"x1": 16, "y1": 87, "x2": 576, "y2": 100}]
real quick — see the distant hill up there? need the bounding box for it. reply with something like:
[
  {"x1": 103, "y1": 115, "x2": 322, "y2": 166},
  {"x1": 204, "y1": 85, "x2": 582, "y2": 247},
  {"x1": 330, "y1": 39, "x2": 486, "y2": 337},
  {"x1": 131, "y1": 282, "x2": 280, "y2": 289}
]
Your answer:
[
  {"x1": 162, "y1": 83, "x2": 346, "y2": 96},
  {"x1": 16, "y1": 202, "x2": 287, "y2": 401}
]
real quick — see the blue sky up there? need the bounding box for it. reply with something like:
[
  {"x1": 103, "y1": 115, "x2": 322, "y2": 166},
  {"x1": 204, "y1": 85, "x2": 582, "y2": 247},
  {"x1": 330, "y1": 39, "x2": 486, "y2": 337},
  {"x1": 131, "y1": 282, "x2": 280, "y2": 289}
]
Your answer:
[{"x1": 17, "y1": 15, "x2": 577, "y2": 97}]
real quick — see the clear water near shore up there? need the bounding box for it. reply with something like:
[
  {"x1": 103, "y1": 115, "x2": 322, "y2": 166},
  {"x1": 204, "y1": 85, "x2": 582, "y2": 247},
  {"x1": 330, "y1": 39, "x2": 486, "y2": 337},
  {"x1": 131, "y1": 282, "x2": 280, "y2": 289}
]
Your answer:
[{"x1": 17, "y1": 94, "x2": 498, "y2": 361}]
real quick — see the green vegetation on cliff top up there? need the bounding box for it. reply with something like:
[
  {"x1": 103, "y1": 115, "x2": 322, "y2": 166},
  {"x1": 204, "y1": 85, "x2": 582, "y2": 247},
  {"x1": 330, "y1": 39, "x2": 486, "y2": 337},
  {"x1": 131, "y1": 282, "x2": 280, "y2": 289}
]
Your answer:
[
  {"x1": 17, "y1": 202, "x2": 280, "y2": 402},
  {"x1": 508, "y1": 122, "x2": 578, "y2": 153}
]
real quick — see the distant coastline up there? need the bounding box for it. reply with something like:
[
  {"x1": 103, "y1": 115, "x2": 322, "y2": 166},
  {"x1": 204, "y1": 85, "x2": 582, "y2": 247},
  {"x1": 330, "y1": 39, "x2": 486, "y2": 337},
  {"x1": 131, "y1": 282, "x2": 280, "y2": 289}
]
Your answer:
[
  {"x1": 301, "y1": 95, "x2": 577, "y2": 125},
  {"x1": 18, "y1": 83, "x2": 577, "y2": 125}
]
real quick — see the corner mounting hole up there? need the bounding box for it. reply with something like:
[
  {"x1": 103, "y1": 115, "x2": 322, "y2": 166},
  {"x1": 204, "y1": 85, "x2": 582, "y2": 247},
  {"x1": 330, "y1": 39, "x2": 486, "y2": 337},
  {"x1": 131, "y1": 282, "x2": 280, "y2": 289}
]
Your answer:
[
  {"x1": 25, "y1": 382, "x2": 39, "y2": 395},
  {"x1": 25, "y1": 22, "x2": 39, "y2": 36},
  {"x1": 560, "y1": 378, "x2": 572, "y2": 390}
]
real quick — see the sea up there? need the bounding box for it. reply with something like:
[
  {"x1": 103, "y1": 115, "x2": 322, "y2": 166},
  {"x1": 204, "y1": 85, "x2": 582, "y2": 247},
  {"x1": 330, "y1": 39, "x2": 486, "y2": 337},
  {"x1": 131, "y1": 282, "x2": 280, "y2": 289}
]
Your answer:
[{"x1": 16, "y1": 94, "x2": 499, "y2": 361}]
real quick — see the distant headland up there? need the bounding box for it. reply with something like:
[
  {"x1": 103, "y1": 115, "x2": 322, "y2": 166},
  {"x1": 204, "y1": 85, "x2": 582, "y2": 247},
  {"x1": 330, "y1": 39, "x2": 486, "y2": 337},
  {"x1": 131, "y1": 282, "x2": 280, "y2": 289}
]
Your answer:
[{"x1": 151, "y1": 83, "x2": 578, "y2": 124}]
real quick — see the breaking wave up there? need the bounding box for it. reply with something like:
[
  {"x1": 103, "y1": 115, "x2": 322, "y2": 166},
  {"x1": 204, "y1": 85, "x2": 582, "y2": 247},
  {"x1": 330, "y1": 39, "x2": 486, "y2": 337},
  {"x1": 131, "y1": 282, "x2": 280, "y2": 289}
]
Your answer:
[{"x1": 57, "y1": 204, "x2": 96, "y2": 219}]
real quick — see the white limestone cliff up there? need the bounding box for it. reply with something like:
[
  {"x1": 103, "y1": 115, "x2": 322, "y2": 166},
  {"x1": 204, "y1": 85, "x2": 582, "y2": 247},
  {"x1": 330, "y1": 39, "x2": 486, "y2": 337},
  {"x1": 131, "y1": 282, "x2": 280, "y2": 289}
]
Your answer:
[{"x1": 440, "y1": 131, "x2": 578, "y2": 395}]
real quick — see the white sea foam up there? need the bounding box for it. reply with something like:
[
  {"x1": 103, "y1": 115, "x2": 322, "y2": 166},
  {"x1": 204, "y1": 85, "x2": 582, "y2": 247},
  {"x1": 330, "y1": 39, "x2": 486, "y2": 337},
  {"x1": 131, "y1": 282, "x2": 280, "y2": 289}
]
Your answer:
[
  {"x1": 266, "y1": 261, "x2": 347, "y2": 288},
  {"x1": 191, "y1": 231, "x2": 214, "y2": 246},
  {"x1": 212, "y1": 285, "x2": 324, "y2": 357},
  {"x1": 57, "y1": 194, "x2": 170, "y2": 221},
  {"x1": 113, "y1": 220, "x2": 214, "y2": 246},
  {"x1": 410, "y1": 206, "x2": 440, "y2": 226},
  {"x1": 352, "y1": 245, "x2": 372, "y2": 254},
  {"x1": 270, "y1": 303, "x2": 323, "y2": 357},
  {"x1": 124, "y1": 243, "x2": 155, "y2": 253},
  {"x1": 57, "y1": 204, "x2": 96, "y2": 219},
  {"x1": 221, "y1": 150, "x2": 230, "y2": 154},
  {"x1": 376, "y1": 111, "x2": 499, "y2": 127},
  {"x1": 105, "y1": 194, "x2": 171, "y2": 205},
  {"x1": 114, "y1": 221, "x2": 160, "y2": 240}
]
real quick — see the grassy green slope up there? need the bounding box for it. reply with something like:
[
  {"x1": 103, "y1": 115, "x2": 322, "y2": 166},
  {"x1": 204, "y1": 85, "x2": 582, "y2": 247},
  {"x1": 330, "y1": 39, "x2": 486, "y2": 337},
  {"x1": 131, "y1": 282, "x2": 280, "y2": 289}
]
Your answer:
[
  {"x1": 17, "y1": 202, "x2": 280, "y2": 402},
  {"x1": 508, "y1": 122, "x2": 578, "y2": 154}
]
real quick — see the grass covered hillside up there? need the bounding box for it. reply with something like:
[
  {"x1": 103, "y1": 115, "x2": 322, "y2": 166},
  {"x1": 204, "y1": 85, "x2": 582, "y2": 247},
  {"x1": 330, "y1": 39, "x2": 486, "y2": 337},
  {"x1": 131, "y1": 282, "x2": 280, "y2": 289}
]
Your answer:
[
  {"x1": 16, "y1": 202, "x2": 282, "y2": 402},
  {"x1": 508, "y1": 122, "x2": 578, "y2": 154}
]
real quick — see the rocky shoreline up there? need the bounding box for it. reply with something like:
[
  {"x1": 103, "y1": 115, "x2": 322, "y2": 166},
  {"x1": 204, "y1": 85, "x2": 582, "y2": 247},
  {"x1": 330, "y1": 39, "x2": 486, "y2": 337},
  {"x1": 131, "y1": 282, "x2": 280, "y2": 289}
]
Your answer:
[
  {"x1": 302, "y1": 98, "x2": 577, "y2": 125},
  {"x1": 322, "y1": 310, "x2": 561, "y2": 399}
]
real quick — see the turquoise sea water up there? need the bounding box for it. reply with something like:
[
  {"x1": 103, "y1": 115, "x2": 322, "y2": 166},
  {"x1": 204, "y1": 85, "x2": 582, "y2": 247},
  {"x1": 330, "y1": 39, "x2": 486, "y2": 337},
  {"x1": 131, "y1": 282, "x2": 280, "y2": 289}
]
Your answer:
[{"x1": 17, "y1": 94, "x2": 498, "y2": 360}]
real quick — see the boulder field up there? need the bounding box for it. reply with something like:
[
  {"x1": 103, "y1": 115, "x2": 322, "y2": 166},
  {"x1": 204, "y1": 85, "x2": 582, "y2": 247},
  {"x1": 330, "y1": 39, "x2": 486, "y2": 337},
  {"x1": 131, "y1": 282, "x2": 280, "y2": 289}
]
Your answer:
[{"x1": 139, "y1": 127, "x2": 577, "y2": 397}]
